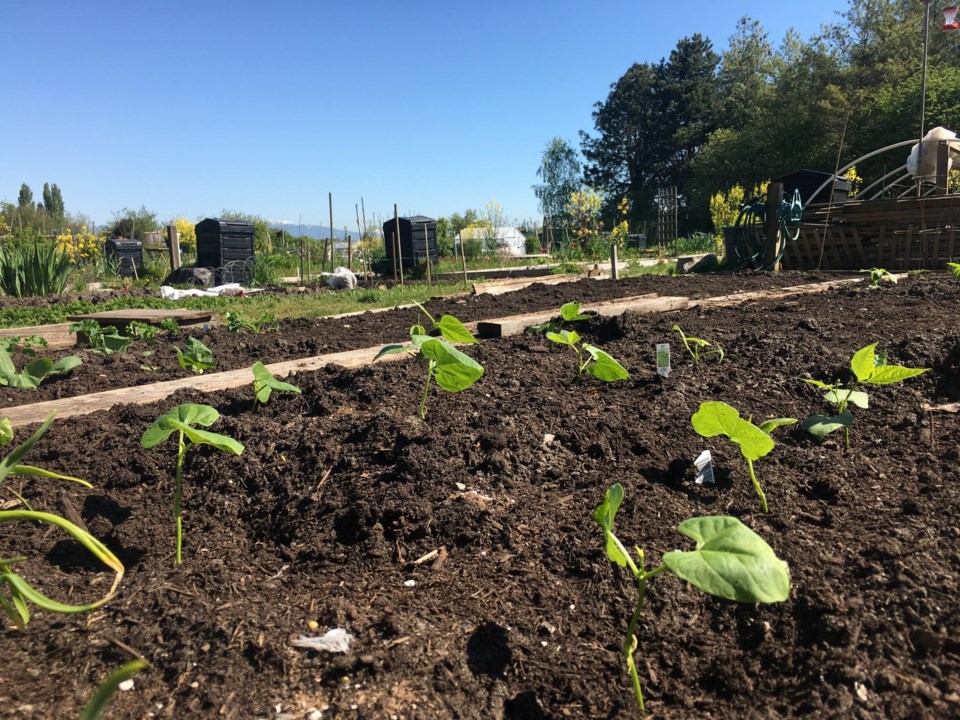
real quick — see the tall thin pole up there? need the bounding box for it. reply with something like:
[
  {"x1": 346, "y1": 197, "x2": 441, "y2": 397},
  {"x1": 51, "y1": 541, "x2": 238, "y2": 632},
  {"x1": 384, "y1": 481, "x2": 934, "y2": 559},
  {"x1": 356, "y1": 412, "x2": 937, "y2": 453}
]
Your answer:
[
  {"x1": 919, "y1": 0, "x2": 932, "y2": 193},
  {"x1": 328, "y1": 192, "x2": 335, "y2": 272},
  {"x1": 394, "y1": 204, "x2": 404, "y2": 285}
]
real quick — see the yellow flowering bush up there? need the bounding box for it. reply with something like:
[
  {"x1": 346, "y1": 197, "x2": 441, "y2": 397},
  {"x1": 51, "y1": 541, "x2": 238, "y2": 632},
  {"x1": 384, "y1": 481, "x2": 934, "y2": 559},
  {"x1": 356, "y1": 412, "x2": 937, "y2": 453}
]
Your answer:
[
  {"x1": 172, "y1": 216, "x2": 197, "y2": 253},
  {"x1": 566, "y1": 189, "x2": 603, "y2": 241},
  {"x1": 843, "y1": 166, "x2": 862, "y2": 198},
  {"x1": 611, "y1": 196, "x2": 630, "y2": 248},
  {"x1": 55, "y1": 226, "x2": 102, "y2": 265}
]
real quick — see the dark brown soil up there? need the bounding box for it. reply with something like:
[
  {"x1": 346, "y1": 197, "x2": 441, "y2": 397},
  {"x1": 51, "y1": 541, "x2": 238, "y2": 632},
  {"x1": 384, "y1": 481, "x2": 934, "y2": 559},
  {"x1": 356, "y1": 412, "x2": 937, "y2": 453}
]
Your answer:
[{"x1": 2, "y1": 272, "x2": 960, "y2": 720}]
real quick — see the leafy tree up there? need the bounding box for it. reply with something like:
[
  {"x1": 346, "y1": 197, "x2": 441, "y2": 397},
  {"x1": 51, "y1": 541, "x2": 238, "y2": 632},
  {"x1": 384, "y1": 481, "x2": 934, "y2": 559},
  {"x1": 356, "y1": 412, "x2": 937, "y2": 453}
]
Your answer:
[
  {"x1": 435, "y1": 217, "x2": 453, "y2": 256},
  {"x1": 533, "y1": 137, "x2": 582, "y2": 229},
  {"x1": 109, "y1": 205, "x2": 160, "y2": 240},
  {"x1": 717, "y1": 18, "x2": 775, "y2": 133},
  {"x1": 42, "y1": 183, "x2": 64, "y2": 221},
  {"x1": 17, "y1": 184, "x2": 33, "y2": 209},
  {"x1": 449, "y1": 210, "x2": 478, "y2": 235}
]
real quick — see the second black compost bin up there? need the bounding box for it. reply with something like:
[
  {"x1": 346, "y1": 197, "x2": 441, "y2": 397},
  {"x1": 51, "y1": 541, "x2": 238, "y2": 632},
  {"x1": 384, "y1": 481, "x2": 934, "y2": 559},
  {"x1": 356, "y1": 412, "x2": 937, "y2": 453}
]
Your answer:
[
  {"x1": 195, "y1": 218, "x2": 256, "y2": 283},
  {"x1": 381, "y1": 216, "x2": 437, "y2": 268}
]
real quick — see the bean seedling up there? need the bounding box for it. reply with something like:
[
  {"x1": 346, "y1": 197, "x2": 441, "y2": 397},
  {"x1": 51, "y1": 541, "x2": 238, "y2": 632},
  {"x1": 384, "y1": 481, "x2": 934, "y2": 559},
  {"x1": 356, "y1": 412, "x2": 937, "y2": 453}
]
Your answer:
[
  {"x1": 69, "y1": 320, "x2": 130, "y2": 354},
  {"x1": 546, "y1": 329, "x2": 629, "y2": 382},
  {"x1": 0, "y1": 346, "x2": 81, "y2": 389},
  {"x1": 526, "y1": 301, "x2": 592, "y2": 335},
  {"x1": 594, "y1": 483, "x2": 790, "y2": 712},
  {"x1": 251, "y1": 361, "x2": 301, "y2": 411},
  {"x1": 860, "y1": 267, "x2": 896, "y2": 288},
  {"x1": 803, "y1": 342, "x2": 928, "y2": 446},
  {"x1": 374, "y1": 303, "x2": 483, "y2": 420},
  {"x1": 176, "y1": 337, "x2": 216, "y2": 374},
  {"x1": 691, "y1": 401, "x2": 795, "y2": 513},
  {"x1": 673, "y1": 325, "x2": 724, "y2": 362},
  {"x1": 140, "y1": 404, "x2": 244, "y2": 564}
]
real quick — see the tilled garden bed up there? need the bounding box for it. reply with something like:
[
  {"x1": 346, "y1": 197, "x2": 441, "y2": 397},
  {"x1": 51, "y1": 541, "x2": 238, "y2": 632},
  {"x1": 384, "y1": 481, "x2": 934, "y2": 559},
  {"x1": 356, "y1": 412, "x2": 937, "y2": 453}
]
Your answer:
[{"x1": 2, "y1": 272, "x2": 959, "y2": 719}]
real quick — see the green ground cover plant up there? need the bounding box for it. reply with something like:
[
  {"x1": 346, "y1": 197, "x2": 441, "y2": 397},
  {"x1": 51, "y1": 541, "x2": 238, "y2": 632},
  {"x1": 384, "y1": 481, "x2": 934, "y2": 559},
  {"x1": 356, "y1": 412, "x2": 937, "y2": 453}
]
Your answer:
[
  {"x1": 69, "y1": 320, "x2": 129, "y2": 354},
  {"x1": 140, "y1": 404, "x2": 244, "y2": 565},
  {"x1": 861, "y1": 268, "x2": 896, "y2": 287},
  {"x1": 546, "y1": 328, "x2": 629, "y2": 381},
  {"x1": 0, "y1": 347, "x2": 81, "y2": 389},
  {"x1": 594, "y1": 483, "x2": 790, "y2": 712},
  {"x1": 374, "y1": 303, "x2": 483, "y2": 420},
  {"x1": 251, "y1": 361, "x2": 301, "y2": 411},
  {"x1": 0, "y1": 335, "x2": 49, "y2": 354},
  {"x1": 673, "y1": 324, "x2": 724, "y2": 362},
  {"x1": 176, "y1": 337, "x2": 216, "y2": 374},
  {"x1": 691, "y1": 401, "x2": 795, "y2": 513},
  {"x1": 803, "y1": 343, "x2": 928, "y2": 446}
]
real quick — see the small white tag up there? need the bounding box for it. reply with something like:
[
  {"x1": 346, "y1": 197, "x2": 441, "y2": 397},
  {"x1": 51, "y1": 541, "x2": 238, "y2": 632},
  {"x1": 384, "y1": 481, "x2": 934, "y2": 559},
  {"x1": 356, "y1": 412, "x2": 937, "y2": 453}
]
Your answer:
[
  {"x1": 656, "y1": 343, "x2": 670, "y2": 378},
  {"x1": 694, "y1": 450, "x2": 715, "y2": 486}
]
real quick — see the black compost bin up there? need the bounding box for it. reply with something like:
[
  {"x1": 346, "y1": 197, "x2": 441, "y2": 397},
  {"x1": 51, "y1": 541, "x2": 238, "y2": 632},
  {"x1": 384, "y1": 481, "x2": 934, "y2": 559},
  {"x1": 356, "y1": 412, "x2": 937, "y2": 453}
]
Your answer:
[
  {"x1": 103, "y1": 239, "x2": 143, "y2": 277},
  {"x1": 195, "y1": 219, "x2": 256, "y2": 283},
  {"x1": 381, "y1": 216, "x2": 437, "y2": 268}
]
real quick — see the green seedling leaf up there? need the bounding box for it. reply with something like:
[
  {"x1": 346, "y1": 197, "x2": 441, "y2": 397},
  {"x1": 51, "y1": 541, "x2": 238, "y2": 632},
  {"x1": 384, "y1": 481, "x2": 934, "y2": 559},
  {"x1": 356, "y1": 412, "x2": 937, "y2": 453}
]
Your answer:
[
  {"x1": 373, "y1": 343, "x2": 411, "y2": 360},
  {"x1": 546, "y1": 329, "x2": 580, "y2": 346},
  {"x1": 802, "y1": 411, "x2": 854, "y2": 439},
  {"x1": 758, "y1": 417, "x2": 798, "y2": 434},
  {"x1": 51, "y1": 356, "x2": 82, "y2": 375},
  {"x1": 662, "y1": 516, "x2": 791, "y2": 603},
  {"x1": 592, "y1": 483, "x2": 633, "y2": 570},
  {"x1": 419, "y1": 337, "x2": 484, "y2": 392},
  {"x1": 560, "y1": 302, "x2": 591, "y2": 322},
  {"x1": 850, "y1": 343, "x2": 878, "y2": 382},
  {"x1": 583, "y1": 344, "x2": 630, "y2": 382},
  {"x1": 80, "y1": 659, "x2": 149, "y2": 720},
  {"x1": 140, "y1": 403, "x2": 224, "y2": 448},
  {"x1": 434, "y1": 314, "x2": 478, "y2": 344},
  {"x1": 252, "y1": 361, "x2": 302, "y2": 406},
  {"x1": 864, "y1": 365, "x2": 929, "y2": 385},
  {"x1": 176, "y1": 337, "x2": 216, "y2": 374},
  {"x1": 691, "y1": 401, "x2": 773, "y2": 461},
  {"x1": 824, "y1": 389, "x2": 868, "y2": 409},
  {"x1": 0, "y1": 419, "x2": 12, "y2": 446}
]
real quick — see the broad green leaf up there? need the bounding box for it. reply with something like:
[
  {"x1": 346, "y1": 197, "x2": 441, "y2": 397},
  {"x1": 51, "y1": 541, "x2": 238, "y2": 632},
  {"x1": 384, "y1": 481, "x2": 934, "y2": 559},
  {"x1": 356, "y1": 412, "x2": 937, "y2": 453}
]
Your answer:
[
  {"x1": 863, "y1": 365, "x2": 928, "y2": 385},
  {"x1": 7, "y1": 372, "x2": 42, "y2": 389},
  {"x1": 0, "y1": 419, "x2": 12, "y2": 446},
  {"x1": 140, "y1": 404, "x2": 222, "y2": 448},
  {"x1": 560, "y1": 302, "x2": 590, "y2": 322},
  {"x1": 850, "y1": 343, "x2": 878, "y2": 383},
  {"x1": 546, "y1": 329, "x2": 579, "y2": 346},
  {"x1": 758, "y1": 417, "x2": 797, "y2": 434},
  {"x1": 690, "y1": 401, "x2": 774, "y2": 461},
  {"x1": 167, "y1": 420, "x2": 244, "y2": 455},
  {"x1": 24, "y1": 357, "x2": 53, "y2": 380},
  {"x1": 663, "y1": 516, "x2": 790, "y2": 603},
  {"x1": 102, "y1": 334, "x2": 129, "y2": 354},
  {"x1": 435, "y1": 314, "x2": 478, "y2": 344},
  {"x1": 592, "y1": 483, "x2": 632, "y2": 569},
  {"x1": 824, "y1": 389, "x2": 869, "y2": 409},
  {"x1": 373, "y1": 343, "x2": 410, "y2": 360},
  {"x1": 51, "y1": 356, "x2": 82, "y2": 375},
  {"x1": 419, "y1": 338, "x2": 484, "y2": 393},
  {"x1": 583, "y1": 345, "x2": 630, "y2": 382},
  {"x1": 252, "y1": 361, "x2": 301, "y2": 404},
  {"x1": 802, "y1": 411, "x2": 854, "y2": 438}
]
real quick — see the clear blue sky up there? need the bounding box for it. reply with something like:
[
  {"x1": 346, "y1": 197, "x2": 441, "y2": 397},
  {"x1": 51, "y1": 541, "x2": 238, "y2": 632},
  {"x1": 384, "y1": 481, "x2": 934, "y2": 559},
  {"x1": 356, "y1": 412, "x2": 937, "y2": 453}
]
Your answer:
[{"x1": 2, "y1": 0, "x2": 848, "y2": 230}]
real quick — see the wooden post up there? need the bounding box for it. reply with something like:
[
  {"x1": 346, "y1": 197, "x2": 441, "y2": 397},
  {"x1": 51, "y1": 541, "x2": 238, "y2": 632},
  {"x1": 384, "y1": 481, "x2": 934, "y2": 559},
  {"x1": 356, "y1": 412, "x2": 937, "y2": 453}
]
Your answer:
[
  {"x1": 764, "y1": 182, "x2": 784, "y2": 272},
  {"x1": 360, "y1": 198, "x2": 370, "y2": 283},
  {"x1": 328, "y1": 193, "x2": 335, "y2": 273},
  {"x1": 936, "y1": 141, "x2": 950, "y2": 195},
  {"x1": 610, "y1": 243, "x2": 619, "y2": 280},
  {"x1": 347, "y1": 236, "x2": 352, "y2": 271},
  {"x1": 423, "y1": 222, "x2": 432, "y2": 284},
  {"x1": 166, "y1": 224, "x2": 181, "y2": 271},
  {"x1": 458, "y1": 231, "x2": 468, "y2": 283},
  {"x1": 394, "y1": 205, "x2": 404, "y2": 285}
]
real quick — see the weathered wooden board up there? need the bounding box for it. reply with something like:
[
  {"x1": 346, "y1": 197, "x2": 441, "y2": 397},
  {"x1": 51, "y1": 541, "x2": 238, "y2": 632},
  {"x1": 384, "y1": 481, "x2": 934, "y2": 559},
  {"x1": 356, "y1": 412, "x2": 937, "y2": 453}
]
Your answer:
[
  {"x1": 66, "y1": 309, "x2": 215, "y2": 327},
  {"x1": 475, "y1": 294, "x2": 680, "y2": 338},
  {"x1": 472, "y1": 274, "x2": 584, "y2": 296},
  {"x1": 0, "y1": 323, "x2": 76, "y2": 350},
  {"x1": 0, "y1": 345, "x2": 411, "y2": 429},
  {"x1": 690, "y1": 276, "x2": 880, "y2": 308}
]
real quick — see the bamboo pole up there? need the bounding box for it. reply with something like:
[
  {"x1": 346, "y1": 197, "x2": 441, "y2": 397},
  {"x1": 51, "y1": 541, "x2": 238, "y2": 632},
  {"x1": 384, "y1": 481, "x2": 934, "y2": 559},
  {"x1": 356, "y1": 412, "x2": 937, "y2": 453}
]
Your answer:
[
  {"x1": 394, "y1": 204, "x2": 404, "y2": 285},
  {"x1": 424, "y1": 221, "x2": 432, "y2": 284},
  {"x1": 458, "y1": 231, "x2": 468, "y2": 283},
  {"x1": 328, "y1": 192, "x2": 335, "y2": 274}
]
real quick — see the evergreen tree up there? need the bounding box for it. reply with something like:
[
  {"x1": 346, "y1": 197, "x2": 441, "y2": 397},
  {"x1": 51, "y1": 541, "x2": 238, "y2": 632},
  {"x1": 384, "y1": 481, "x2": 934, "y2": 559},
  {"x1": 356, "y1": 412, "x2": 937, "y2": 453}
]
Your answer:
[{"x1": 17, "y1": 184, "x2": 33, "y2": 208}]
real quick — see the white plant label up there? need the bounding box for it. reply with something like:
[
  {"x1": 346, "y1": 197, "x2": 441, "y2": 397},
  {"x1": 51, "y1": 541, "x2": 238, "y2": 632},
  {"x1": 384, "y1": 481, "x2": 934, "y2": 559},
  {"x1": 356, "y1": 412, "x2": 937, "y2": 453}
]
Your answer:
[
  {"x1": 656, "y1": 343, "x2": 670, "y2": 378},
  {"x1": 694, "y1": 449, "x2": 715, "y2": 486}
]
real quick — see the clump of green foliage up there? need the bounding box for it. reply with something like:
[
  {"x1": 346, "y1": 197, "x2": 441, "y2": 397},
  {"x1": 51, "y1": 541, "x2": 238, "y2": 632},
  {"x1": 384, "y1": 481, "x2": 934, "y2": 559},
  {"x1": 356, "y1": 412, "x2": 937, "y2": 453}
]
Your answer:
[
  {"x1": 673, "y1": 325, "x2": 724, "y2": 362},
  {"x1": 251, "y1": 361, "x2": 301, "y2": 411},
  {"x1": 0, "y1": 415, "x2": 124, "y2": 629},
  {"x1": 594, "y1": 483, "x2": 790, "y2": 712},
  {"x1": 0, "y1": 234, "x2": 72, "y2": 297},
  {"x1": 176, "y1": 337, "x2": 216, "y2": 374},
  {"x1": 69, "y1": 320, "x2": 130, "y2": 354},
  {"x1": 374, "y1": 303, "x2": 483, "y2": 420},
  {"x1": 126, "y1": 320, "x2": 160, "y2": 343},
  {"x1": 947, "y1": 262, "x2": 960, "y2": 278},
  {"x1": 159, "y1": 318, "x2": 181, "y2": 336},
  {"x1": 140, "y1": 404, "x2": 244, "y2": 565},
  {"x1": 0, "y1": 335, "x2": 49, "y2": 355},
  {"x1": 803, "y1": 343, "x2": 928, "y2": 446},
  {"x1": 547, "y1": 328, "x2": 629, "y2": 381},
  {"x1": 225, "y1": 311, "x2": 278, "y2": 334},
  {"x1": 0, "y1": 347, "x2": 81, "y2": 389},
  {"x1": 527, "y1": 301, "x2": 591, "y2": 335},
  {"x1": 691, "y1": 401, "x2": 795, "y2": 513},
  {"x1": 861, "y1": 268, "x2": 896, "y2": 288}
]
